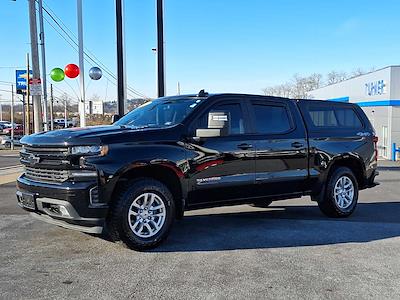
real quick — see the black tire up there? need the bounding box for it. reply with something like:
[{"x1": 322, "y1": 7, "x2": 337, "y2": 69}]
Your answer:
[
  {"x1": 107, "y1": 178, "x2": 175, "y2": 250},
  {"x1": 250, "y1": 200, "x2": 273, "y2": 208},
  {"x1": 318, "y1": 167, "x2": 358, "y2": 218}
]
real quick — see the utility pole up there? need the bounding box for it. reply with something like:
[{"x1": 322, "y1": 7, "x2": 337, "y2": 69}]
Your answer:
[
  {"x1": 116, "y1": 0, "x2": 127, "y2": 116},
  {"x1": 22, "y1": 94, "x2": 26, "y2": 134},
  {"x1": 11, "y1": 85, "x2": 14, "y2": 150},
  {"x1": 26, "y1": 53, "x2": 30, "y2": 135},
  {"x1": 49, "y1": 84, "x2": 54, "y2": 130},
  {"x1": 64, "y1": 100, "x2": 67, "y2": 129},
  {"x1": 77, "y1": 0, "x2": 86, "y2": 127},
  {"x1": 177, "y1": 81, "x2": 180, "y2": 95},
  {"x1": 38, "y1": 0, "x2": 48, "y2": 131},
  {"x1": 156, "y1": 0, "x2": 165, "y2": 97},
  {"x1": 28, "y1": 0, "x2": 43, "y2": 133}
]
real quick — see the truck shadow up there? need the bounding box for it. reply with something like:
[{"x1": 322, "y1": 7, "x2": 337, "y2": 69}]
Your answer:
[{"x1": 153, "y1": 201, "x2": 400, "y2": 252}]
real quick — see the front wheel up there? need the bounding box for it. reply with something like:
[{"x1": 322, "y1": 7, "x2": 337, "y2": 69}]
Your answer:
[
  {"x1": 107, "y1": 178, "x2": 175, "y2": 250},
  {"x1": 318, "y1": 167, "x2": 359, "y2": 218}
]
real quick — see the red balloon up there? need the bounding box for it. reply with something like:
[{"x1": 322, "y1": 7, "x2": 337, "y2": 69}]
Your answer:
[{"x1": 64, "y1": 64, "x2": 80, "y2": 79}]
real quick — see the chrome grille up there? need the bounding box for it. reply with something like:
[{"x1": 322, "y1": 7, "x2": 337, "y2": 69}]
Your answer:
[
  {"x1": 20, "y1": 145, "x2": 71, "y2": 168},
  {"x1": 24, "y1": 166, "x2": 69, "y2": 183},
  {"x1": 21, "y1": 146, "x2": 69, "y2": 158}
]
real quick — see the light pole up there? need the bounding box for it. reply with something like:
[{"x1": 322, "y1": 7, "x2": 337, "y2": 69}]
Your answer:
[
  {"x1": 28, "y1": 0, "x2": 43, "y2": 133},
  {"x1": 38, "y1": 0, "x2": 49, "y2": 131},
  {"x1": 156, "y1": 0, "x2": 165, "y2": 97},
  {"x1": 116, "y1": 0, "x2": 127, "y2": 116},
  {"x1": 77, "y1": 0, "x2": 86, "y2": 127}
]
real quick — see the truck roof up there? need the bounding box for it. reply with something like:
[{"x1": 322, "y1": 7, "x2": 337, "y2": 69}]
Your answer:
[{"x1": 158, "y1": 92, "x2": 357, "y2": 108}]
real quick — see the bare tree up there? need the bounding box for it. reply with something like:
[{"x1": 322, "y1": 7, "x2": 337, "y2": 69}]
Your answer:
[
  {"x1": 263, "y1": 66, "x2": 375, "y2": 98},
  {"x1": 350, "y1": 68, "x2": 366, "y2": 78},
  {"x1": 326, "y1": 71, "x2": 347, "y2": 85},
  {"x1": 263, "y1": 73, "x2": 322, "y2": 99}
]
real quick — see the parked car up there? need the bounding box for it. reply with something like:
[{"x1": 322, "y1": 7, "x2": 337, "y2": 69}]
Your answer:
[
  {"x1": 16, "y1": 91, "x2": 378, "y2": 250},
  {"x1": 0, "y1": 121, "x2": 12, "y2": 129},
  {"x1": 53, "y1": 119, "x2": 76, "y2": 128},
  {"x1": 3, "y1": 124, "x2": 23, "y2": 136},
  {"x1": 0, "y1": 135, "x2": 21, "y2": 149}
]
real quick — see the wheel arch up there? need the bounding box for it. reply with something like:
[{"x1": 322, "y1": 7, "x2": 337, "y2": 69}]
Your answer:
[
  {"x1": 326, "y1": 154, "x2": 366, "y2": 189},
  {"x1": 112, "y1": 163, "x2": 186, "y2": 219}
]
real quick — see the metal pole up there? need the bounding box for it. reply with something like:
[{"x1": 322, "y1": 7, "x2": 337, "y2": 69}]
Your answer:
[
  {"x1": 156, "y1": 0, "x2": 165, "y2": 97},
  {"x1": 177, "y1": 81, "x2": 180, "y2": 95},
  {"x1": 0, "y1": 103, "x2": 2, "y2": 121},
  {"x1": 11, "y1": 85, "x2": 14, "y2": 150},
  {"x1": 77, "y1": 0, "x2": 86, "y2": 127},
  {"x1": 26, "y1": 53, "x2": 30, "y2": 135},
  {"x1": 64, "y1": 100, "x2": 67, "y2": 129},
  {"x1": 38, "y1": 0, "x2": 48, "y2": 131},
  {"x1": 50, "y1": 84, "x2": 54, "y2": 130},
  {"x1": 22, "y1": 94, "x2": 26, "y2": 134},
  {"x1": 28, "y1": 0, "x2": 43, "y2": 133},
  {"x1": 116, "y1": 0, "x2": 127, "y2": 116}
]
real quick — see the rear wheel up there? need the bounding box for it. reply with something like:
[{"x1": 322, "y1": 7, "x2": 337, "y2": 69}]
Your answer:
[
  {"x1": 318, "y1": 167, "x2": 358, "y2": 218},
  {"x1": 107, "y1": 178, "x2": 175, "y2": 250}
]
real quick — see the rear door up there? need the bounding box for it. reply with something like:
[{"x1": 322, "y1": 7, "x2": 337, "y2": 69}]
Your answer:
[{"x1": 248, "y1": 98, "x2": 309, "y2": 197}]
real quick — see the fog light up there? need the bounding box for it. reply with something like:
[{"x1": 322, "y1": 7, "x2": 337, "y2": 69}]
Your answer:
[
  {"x1": 47, "y1": 204, "x2": 70, "y2": 217},
  {"x1": 59, "y1": 205, "x2": 69, "y2": 217},
  {"x1": 89, "y1": 186, "x2": 100, "y2": 205}
]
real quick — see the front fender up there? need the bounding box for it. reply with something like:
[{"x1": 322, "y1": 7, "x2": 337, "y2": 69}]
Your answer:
[{"x1": 85, "y1": 142, "x2": 190, "y2": 204}]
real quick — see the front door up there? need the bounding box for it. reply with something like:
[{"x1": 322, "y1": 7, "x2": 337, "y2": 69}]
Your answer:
[
  {"x1": 248, "y1": 99, "x2": 309, "y2": 197},
  {"x1": 186, "y1": 99, "x2": 256, "y2": 205}
]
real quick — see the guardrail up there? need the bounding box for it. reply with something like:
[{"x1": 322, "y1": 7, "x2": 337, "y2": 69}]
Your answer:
[{"x1": 393, "y1": 143, "x2": 400, "y2": 161}]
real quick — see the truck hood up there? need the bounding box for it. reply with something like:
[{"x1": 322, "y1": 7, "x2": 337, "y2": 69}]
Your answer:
[{"x1": 20, "y1": 125, "x2": 147, "y2": 146}]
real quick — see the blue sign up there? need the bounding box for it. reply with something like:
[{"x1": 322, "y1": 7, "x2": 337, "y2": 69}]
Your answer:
[
  {"x1": 365, "y1": 80, "x2": 386, "y2": 96},
  {"x1": 15, "y1": 70, "x2": 32, "y2": 92}
]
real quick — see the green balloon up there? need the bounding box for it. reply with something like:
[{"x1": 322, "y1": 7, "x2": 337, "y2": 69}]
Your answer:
[{"x1": 50, "y1": 68, "x2": 65, "y2": 82}]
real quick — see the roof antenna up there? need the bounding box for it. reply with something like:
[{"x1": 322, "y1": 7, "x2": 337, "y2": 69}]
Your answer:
[{"x1": 198, "y1": 89, "x2": 208, "y2": 97}]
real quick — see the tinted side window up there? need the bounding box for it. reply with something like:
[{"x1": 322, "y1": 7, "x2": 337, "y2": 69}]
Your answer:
[
  {"x1": 195, "y1": 103, "x2": 245, "y2": 135},
  {"x1": 335, "y1": 108, "x2": 363, "y2": 128},
  {"x1": 307, "y1": 105, "x2": 362, "y2": 129},
  {"x1": 252, "y1": 104, "x2": 291, "y2": 134},
  {"x1": 309, "y1": 107, "x2": 338, "y2": 127}
]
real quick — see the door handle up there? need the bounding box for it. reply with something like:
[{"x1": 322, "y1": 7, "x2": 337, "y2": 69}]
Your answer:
[
  {"x1": 237, "y1": 143, "x2": 253, "y2": 150},
  {"x1": 291, "y1": 142, "x2": 304, "y2": 148}
]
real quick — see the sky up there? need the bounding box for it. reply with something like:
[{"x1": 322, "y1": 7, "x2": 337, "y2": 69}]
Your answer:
[{"x1": 1, "y1": 0, "x2": 400, "y2": 104}]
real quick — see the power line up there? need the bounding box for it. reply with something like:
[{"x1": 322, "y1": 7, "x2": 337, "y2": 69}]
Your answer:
[
  {"x1": 39, "y1": 1, "x2": 150, "y2": 99},
  {"x1": 42, "y1": 11, "x2": 146, "y2": 100}
]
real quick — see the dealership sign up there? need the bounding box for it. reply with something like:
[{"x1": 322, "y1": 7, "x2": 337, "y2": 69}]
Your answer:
[
  {"x1": 365, "y1": 80, "x2": 386, "y2": 96},
  {"x1": 15, "y1": 70, "x2": 33, "y2": 95}
]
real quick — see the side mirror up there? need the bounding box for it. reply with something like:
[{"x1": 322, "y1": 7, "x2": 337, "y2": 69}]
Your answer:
[
  {"x1": 194, "y1": 111, "x2": 230, "y2": 138},
  {"x1": 195, "y1": 128, "x2": 222, "y2": 138},
  {"x1": 112, "y1": 114, "x2": 121, "y2": 123}
]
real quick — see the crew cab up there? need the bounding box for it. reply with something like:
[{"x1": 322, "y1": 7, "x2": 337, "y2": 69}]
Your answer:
[{"x1": 16, "y1": 91, "x2": 378, "y2": 250}]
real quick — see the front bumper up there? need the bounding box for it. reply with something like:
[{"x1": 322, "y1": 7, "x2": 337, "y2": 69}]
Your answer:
[
  {"x1": 16, "y1": 175, "x2": 108, "y2": 234},
  {"x1": 30, "y1": 212, "x2": 103, "y2": 234}
]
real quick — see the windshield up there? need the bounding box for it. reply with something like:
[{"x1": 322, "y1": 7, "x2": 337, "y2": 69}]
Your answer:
[{"x1": 115, "y1": 98, "x2": 203, "y2": 128}]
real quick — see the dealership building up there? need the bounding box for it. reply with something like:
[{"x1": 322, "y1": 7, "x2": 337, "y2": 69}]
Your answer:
[{"x1": 310, "y1": 66, "x2": 400, "y2": 160}]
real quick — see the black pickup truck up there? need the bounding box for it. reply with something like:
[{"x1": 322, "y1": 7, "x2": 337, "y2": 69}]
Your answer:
[{"x1": 16, "y1": 91, "x2": 378, "y2": 250}]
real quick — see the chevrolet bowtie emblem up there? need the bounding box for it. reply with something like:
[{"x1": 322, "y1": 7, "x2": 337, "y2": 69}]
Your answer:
[{"x1": 27, "y1": 154, "x2": 41, "y2": 165}]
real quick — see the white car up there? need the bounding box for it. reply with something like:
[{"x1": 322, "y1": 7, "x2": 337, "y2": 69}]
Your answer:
[{"x1": 0, "y1": 135, "x2": 21, "y2": 149}]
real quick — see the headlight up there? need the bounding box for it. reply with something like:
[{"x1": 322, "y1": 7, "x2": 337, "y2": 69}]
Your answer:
[{"x1": 71, "y1": 145, "x2": 108, "y2": 156}]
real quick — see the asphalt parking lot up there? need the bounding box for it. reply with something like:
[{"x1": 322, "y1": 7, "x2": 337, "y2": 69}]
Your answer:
[{"x1": 1, "y1": 162, "x2": 400, "y2": 299}]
